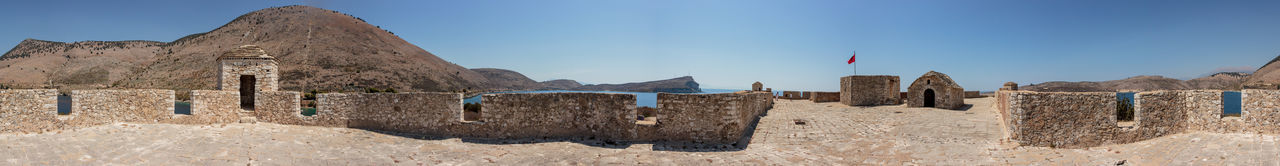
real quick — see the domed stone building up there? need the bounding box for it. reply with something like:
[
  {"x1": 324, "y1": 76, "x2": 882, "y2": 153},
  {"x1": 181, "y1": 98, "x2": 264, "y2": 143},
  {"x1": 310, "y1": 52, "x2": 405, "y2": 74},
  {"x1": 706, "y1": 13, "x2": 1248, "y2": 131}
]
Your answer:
[{"x1": 906, "y1": 71, "x2": 965, "y2": 109}]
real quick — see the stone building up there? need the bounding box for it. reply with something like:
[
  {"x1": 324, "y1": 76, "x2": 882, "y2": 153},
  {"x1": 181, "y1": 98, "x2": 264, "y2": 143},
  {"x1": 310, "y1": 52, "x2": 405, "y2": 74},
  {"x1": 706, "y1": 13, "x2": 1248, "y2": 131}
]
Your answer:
[
  {"x1": 752, "y1": 82, "x2": 763, "y2": 91},
  {"x1": 1000, "y1": 82, "x2": 1018, "y2": 91},
  {"x1": 839, "y1": 75, "x2": 900, "y2": 106},
  {"x1": 216, "y1": 45, "x2": 279, "y2": 110},
  {"x1": 906, "y1": 71, "x2": 965, "y2": 109}
]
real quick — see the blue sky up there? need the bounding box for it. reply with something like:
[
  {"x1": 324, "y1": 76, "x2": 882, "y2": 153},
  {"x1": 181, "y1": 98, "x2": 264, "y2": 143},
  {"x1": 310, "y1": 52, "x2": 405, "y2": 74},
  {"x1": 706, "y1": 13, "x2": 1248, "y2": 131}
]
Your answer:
[{"x1": 2, "y1": 0, "x2": 1279, "y2": 91}]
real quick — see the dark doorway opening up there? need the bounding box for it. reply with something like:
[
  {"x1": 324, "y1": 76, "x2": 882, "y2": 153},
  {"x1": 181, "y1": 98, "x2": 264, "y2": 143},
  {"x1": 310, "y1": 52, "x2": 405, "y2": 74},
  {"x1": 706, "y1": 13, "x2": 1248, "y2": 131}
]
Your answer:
[
  {"x1": 923, "y1": 89, "x2": 935, "y2": 107},
  {"x1": 240, "y1": 75, "x2": 256, "y2": 110}
]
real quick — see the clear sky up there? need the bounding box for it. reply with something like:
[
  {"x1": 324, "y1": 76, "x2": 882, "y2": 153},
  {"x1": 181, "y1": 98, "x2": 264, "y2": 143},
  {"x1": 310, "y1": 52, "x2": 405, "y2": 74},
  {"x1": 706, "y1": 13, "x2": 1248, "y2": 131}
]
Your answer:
[{"x1": 3, "y1": 0, "x2": 1279, "y2": 91}]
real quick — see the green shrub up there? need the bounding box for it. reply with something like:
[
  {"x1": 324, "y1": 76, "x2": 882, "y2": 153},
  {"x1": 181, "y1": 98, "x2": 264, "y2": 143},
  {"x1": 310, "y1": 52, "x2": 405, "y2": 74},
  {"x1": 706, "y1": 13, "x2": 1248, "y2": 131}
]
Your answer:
[{"x1": 1116, "y1": 98, "x2": 1134, "y2": 121}]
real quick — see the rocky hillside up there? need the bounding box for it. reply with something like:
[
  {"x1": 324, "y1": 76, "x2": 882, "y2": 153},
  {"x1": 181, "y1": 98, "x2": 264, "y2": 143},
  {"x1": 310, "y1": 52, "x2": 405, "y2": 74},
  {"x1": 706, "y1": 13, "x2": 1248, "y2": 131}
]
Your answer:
[
  {"x1": 538, "y1": 79, "x2": 582, "y2": 90},
  {"x1": 571, "y1": 76, "x2": 702, "y2": 93},
  {"x1": 1243, "y1": 54, "x2": 1280, "y2": 89},
  {"x1": 1022, "y1": 72, "x2": 1250, "y2": 92},
  {"x1": 0, "y1": 6, "x2": 499, "y2": 93},
  {"x1": 0, "y1": 5, "x2": 706, "y2": 94}
]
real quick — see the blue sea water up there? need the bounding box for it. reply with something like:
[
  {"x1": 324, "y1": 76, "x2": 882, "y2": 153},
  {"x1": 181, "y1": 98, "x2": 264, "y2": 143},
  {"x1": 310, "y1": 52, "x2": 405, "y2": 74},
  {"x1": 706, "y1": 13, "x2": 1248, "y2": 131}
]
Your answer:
[
  {"x1": 463, "y1": 89, "x2": 743, "y2": 107},
  {"x1": 1224, "y1": 91, "x2": 1242, "y2": 115}
]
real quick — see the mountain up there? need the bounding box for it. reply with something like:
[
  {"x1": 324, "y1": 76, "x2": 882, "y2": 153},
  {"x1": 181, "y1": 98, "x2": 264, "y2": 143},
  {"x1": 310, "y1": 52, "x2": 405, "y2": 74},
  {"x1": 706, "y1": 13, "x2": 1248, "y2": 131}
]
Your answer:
[
  {"x1": 0, "y1": 6, "x2": 500, "y2": 93},
  {"x1": 539, "y1": 79, "x2": 582, "y2": 90},
  {"x1": 571, "y1": 76, "x2": 701, "y2": 93},
  {"x1": 1022, "y1": 73, "x2": 1249, "y2": 92},
  {"x1": 1242, "y1": 54, "x2": 1280, "y2": 89},
  {"x1": 470, "y1": 68, "x2": 542, "y2": 91},
  {"x1": 0, "y1": 5, "x2": 706, "y2": 94}
]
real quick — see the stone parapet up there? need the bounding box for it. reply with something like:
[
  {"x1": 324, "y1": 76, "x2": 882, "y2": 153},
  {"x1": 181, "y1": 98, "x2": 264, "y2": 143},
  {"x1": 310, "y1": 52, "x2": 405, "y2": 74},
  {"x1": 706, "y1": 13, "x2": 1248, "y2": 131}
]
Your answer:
[
  {"x1": 0, "y1": 89, "x2": 59, "y2": 133},
  {"x1": 67, "y1": 89, "x2": 175, "y2": 127}
]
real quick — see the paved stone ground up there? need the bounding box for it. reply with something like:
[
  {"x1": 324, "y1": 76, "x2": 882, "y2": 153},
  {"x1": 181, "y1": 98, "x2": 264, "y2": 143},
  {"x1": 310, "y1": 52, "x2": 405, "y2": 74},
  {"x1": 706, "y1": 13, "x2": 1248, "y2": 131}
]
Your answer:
[{"x1": 1, "y1": 98, "x2": 1277, "y2": 165}]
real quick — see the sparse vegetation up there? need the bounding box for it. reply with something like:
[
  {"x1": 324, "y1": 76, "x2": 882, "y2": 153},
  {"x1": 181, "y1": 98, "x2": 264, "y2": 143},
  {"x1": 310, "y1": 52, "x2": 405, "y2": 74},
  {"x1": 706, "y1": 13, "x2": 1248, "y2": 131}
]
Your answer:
[
  {"x1": 1116, "y1": 97, "x2": 1134, "y2": 121},
  {"x1": 364, "y1": 87, "x2": 398, "y2": 93}
]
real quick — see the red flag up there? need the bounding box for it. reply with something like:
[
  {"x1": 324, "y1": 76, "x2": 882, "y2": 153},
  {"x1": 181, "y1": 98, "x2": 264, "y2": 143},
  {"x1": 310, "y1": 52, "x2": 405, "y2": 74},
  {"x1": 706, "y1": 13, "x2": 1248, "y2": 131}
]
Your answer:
[{"x1": 846, "y1": 51, "x2": 856, "y2": 64}]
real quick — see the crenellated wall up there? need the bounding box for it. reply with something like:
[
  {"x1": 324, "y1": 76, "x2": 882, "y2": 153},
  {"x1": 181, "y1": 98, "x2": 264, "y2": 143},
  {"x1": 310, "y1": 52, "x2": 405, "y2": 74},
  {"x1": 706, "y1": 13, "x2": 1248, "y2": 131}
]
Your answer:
[
  {"x1": 0, "y1": 89, "x2": 773, "y2": 144},
  {"x1": 0, "y1": 89, "x2": 58, "y2": 133},
  {"x1": 998, "y1": 89, "x2": 1280, "y2": 148}
]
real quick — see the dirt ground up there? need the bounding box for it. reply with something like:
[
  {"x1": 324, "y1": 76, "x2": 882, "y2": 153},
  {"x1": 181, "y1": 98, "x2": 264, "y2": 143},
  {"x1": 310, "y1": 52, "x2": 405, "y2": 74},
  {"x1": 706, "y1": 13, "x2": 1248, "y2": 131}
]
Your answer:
[{"x1": 1, "y1": 98, "x2": 1277, "y2": 165}]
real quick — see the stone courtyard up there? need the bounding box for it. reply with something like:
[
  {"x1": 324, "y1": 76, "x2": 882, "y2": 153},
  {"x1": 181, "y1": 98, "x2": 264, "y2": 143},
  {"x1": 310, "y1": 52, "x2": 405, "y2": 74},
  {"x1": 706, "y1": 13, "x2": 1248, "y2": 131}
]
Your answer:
[{"x1": 3, "y1": 97, "x2": 1276, "y2": 165}]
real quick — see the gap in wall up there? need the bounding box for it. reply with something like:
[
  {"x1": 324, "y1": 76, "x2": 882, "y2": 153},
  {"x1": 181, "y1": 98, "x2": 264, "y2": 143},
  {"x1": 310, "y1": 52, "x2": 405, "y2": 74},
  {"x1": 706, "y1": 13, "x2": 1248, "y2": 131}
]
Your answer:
[
  {"x1": 1223, "y1": 91, "x2": 1242, "y2": 118},
  {"x1": 1116, "y1": 92, "x2": 1136, "y2": 127}
]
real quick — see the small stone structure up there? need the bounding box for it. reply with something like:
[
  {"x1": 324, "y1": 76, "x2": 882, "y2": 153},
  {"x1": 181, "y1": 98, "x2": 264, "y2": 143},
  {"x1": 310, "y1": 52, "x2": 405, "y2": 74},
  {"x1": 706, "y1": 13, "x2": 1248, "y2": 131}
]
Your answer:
[
  {"x1": 752, "y1": 82, "x2": 763, "y2": 91},
  {"x1": 907, "y1": 71, "x2": 965, "y2": 109},
  {"x1": 839, "y1": 75, "x2": 900, "y2": 106},
  {"x1": 997, "y1": 89, "x2": 1280, "y2": 148},
  {"x1": 216, "y1": 45, "x2": 279, "y2": 110},
  {"x1": 809, "y1": 92, "x2": 840, "y2": 103},
  {"x1": 780, "y1": 91, "x2": 807, "y2": 99},
  {"x1": 1000, "y1": 82, "x2": 1018, "y2": 90}
]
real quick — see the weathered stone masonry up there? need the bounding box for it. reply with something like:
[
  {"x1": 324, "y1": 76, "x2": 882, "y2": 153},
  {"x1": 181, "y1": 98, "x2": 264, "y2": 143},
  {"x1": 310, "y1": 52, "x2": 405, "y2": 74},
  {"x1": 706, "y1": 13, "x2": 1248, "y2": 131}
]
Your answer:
[
  {"x1": 0, "y1": 45, "x2": 774, "y2": 145},
  {"x1": 998, "y1": 89, "x2": 1280, "y2": 148},
  {"x1": 839, "y1": 75, "x2": 900, "y2": 106}
]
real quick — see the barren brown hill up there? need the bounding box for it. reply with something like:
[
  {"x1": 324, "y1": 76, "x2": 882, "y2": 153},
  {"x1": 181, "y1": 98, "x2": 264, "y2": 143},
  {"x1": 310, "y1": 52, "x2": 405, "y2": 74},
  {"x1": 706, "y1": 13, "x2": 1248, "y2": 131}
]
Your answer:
[
  {"x1": 470, "y1": 68, "x2": 542, "y2": 91},
  {"x1": 1243, "y1": 54, "x2": 1280, "y2": 89},
  {"x1": 1022, "y1": 73, "x2": 1249, "y2": 92},
  {"x1": 0, "y1": 6, "x2": 501, "y2": 94}
]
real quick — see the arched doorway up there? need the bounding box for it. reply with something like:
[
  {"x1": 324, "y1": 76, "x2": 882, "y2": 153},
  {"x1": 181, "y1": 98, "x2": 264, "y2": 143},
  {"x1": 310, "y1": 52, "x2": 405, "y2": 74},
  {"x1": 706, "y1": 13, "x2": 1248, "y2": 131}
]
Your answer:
[{"x1": 923, "y1": 89, "x2": 935, "y2": 107}]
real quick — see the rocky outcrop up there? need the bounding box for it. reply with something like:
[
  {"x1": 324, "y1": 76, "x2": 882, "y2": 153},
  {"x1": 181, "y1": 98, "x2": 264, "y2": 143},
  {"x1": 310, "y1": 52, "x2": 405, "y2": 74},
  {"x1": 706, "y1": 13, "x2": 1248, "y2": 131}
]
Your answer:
[{"x1": 571, "y1": 76, "x2": 701, "y2": 93}]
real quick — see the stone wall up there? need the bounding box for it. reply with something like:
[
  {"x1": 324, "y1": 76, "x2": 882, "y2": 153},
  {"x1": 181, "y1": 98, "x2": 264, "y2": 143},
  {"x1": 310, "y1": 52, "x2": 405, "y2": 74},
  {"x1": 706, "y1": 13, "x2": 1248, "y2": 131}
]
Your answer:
[
  {"x1": 67, "y1": 90, "x2": 175, "y2": 127},
  {"x1": 780, "y1": 91, "x2": 806, "y2": 99},
  {"x1": 217, "y1": 58, "x2": 279, "y2": 92},
  {"x1": 254, "y1": 91, "x2": 343, "y2": 126},
  {"x1": 0, "y1": 89, "x2": 774, "y2": 144},
  {"x1": 1243, "y1": 89, "x2": 1280, "y2": 133},
  {"x1": 167, "y1": 90, "x2": 241, "y2": 124},
  {"x1": 998, "y1": 89, "x2": 1280, "y2": 148},
  {"x1": 809, "y1": 92, "x2": 840, "y2": 103},
  {"x1": 481, "y1": 93, "x2": 637, "y2": 140},
  {"x1": 0, "y1": 89, "x2": 58, "y2": 133},
  {"x1": 964, "y1": 91, "x2": 981, "y2": 98},
  {"x1": 1002, "y1": 91, "x2": 1116, "y2": 148},
  {"x1": 839, "y1": 75, "x2": 900, "y2": 106},
  {"x1": 656, "y1": 92, "x2": 771, "y2": 144}
]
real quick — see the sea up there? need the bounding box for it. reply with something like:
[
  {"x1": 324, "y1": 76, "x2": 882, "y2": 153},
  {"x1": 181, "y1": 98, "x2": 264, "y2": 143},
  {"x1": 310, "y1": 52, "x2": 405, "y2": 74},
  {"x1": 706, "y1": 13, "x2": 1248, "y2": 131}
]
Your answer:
[{"x1": 463, "y1": 89, "x2": 744, "y2": 107}]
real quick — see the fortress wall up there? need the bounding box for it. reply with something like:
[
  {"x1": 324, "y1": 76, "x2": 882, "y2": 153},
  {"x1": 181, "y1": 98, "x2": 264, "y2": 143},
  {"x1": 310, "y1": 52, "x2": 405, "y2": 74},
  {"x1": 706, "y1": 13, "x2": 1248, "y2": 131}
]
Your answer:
[
  {"x1": 1184, "y1": 90, "x2": 1245, "y2": 133},
  {"x1": 655, "y1": 92, "x2": 771, "y2": 144},
  {"x1": 479, "y1": 93, "x2": 637, "y2": 139},
  {"x1": 0, "y1": 89, "x2": 59, "y2": 133},
  {"x1": 809, "y1": 92, "x2": 840, "y2": 103},
  {"x1": 255, "y1": 91, "x2": 346, "y2": 126},
  {"x1": 780, "y1": 91, "x2": 803, "y2": 99},
  {"x1": 1243, "y1": 89, "x2": 1280, "y2": 133},
  {"x1": 66, "y1": 90, "x2": 175, "y2": 127},
  {"x1": 1000, "y1": 90, "x2": 1280, "y2": 148},
  {"x1": 964, "y1": 91, "x2": 982, "y2": 98},
  {"x1": 166, "y1": 90, "x2": 241, "y2": 124},
  {"x1": 1003, "y1": 91, "x2": 1117, "y2": 148},
  {"x1": 839, "y1": 75, "x2": 900, "y2": 106},
  {"x1": 1113, "y1": 91, "x2": 1191, "y2": 143},
  {"x1": 327, "y1": 92, "x2": 465, "y2": 136}
]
